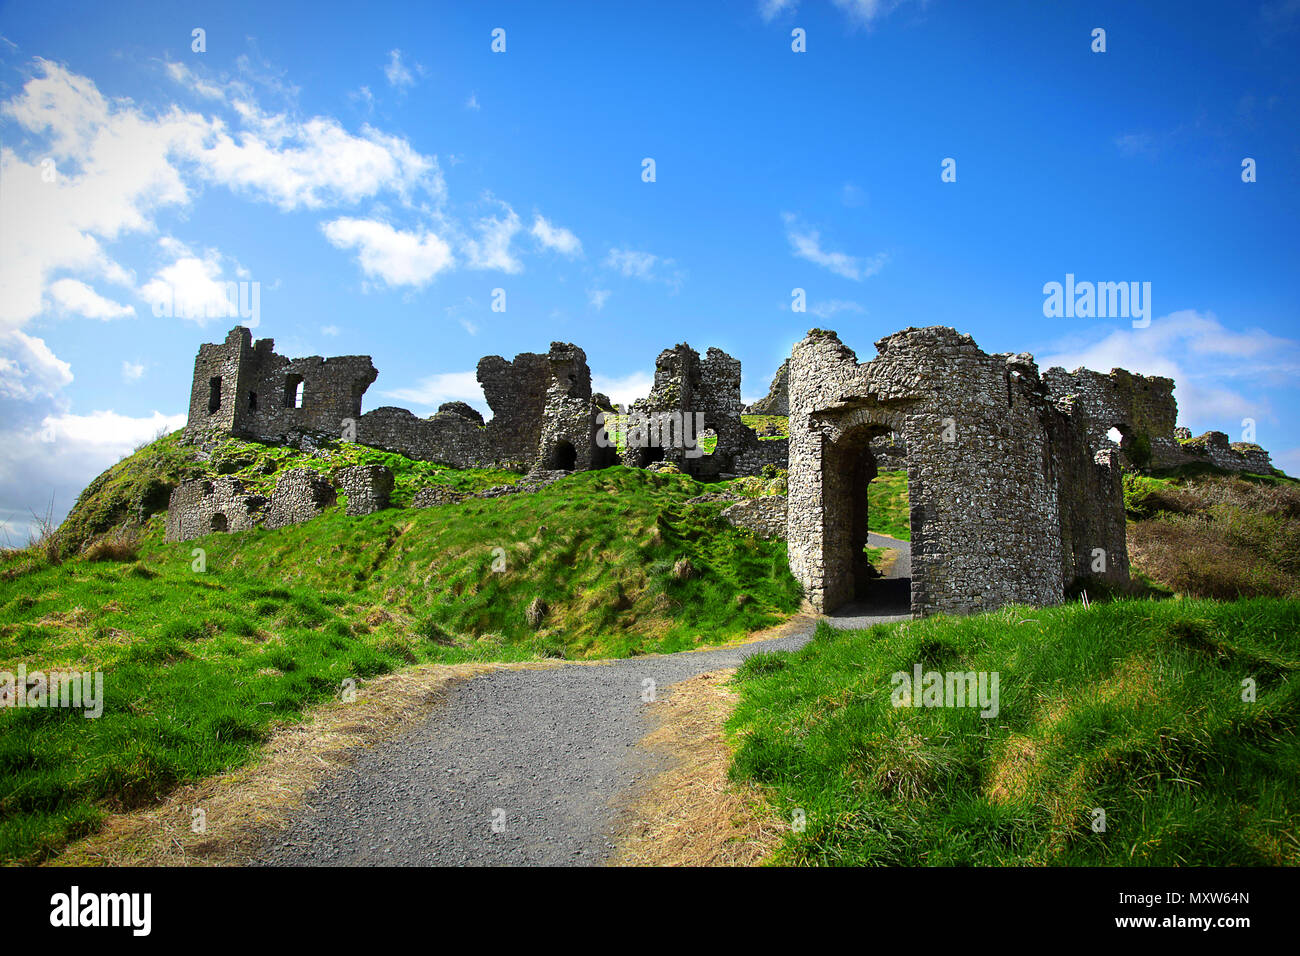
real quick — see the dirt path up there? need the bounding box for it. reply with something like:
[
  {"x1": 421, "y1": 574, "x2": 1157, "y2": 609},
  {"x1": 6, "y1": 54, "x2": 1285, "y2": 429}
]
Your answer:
[{"x1": 250, "y1": 607, "x2": 903, "y2": 867}]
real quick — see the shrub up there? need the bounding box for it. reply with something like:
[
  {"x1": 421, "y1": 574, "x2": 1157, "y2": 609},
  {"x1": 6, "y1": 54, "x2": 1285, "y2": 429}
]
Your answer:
[{"x1": 83, "y1": 531, "x2": 140, "y2": 563}]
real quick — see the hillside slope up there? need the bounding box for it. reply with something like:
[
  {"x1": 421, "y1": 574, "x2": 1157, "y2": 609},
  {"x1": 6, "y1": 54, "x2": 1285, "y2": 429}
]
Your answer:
[
  {"x1": 730, "y1": 598, "x2": 1300, "y2": 865},
  {"x1": 1, "y1": 438, "x2": 803, "y2": 864}
]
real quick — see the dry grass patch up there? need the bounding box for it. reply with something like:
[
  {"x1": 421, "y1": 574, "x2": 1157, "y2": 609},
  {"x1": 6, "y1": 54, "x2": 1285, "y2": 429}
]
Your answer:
[{"x1": 608, "y1": 668, "x2": 786, "y2": 867}]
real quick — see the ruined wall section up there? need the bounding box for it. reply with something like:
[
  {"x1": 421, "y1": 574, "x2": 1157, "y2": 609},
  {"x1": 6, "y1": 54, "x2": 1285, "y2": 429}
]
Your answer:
[
  {"x1": 537, "y1": 342, "x2": 611, "y2": 471},
  {"x1": 164, "y1": 477, "x2": 265, "y2": 542},
  {"x1": 264, "y1": 468, "x2": 336, "y2": 529},
  {"x1": 789, "y1": 328, "x2": 1072, "y2": 617},
  {"x1": 622, "y1": 343, "x2": 782, "y2": 477},
  {"x1": 1042, "y1": 367, "x2": 1183, "y2": 469},
  {"x1": 745, "y1": 359, "x2": 789, "y2": 415},
  {"x1": 355, "y1": 407, "x2": 489, "y2": 468},
  {"x1": 1043, "y1": 367, "x2": 1276, "y2": 474},
  {"x1": 183, "y1": 327, "x2": 377, "y2": 444},
  {"x1": 734, "y1": 437, "x2": 789, "y2": 476},
  {"x1": 337, "y1": 465, "x2": 394, "y2": 516},
  {"x1": 1178, "y1": 431, "x2": 1274, "y2": 473},
  {"x1": 184, "y1": 327, "x2": 257, "y2": 441},
  {"x1": 478, "y1": 352, "x2": 550, "y2": 468}
]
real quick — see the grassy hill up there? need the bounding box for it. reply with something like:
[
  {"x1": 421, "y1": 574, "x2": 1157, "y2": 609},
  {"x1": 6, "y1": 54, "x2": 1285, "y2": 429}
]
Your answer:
[
  {"x1": 0, "y1": 434, "x2": 803, "y2": 864},
  {"x1": 727, "y1": 463, "x2": 1300, "y2": 866},
  {"x1": 4, "y1": 429, "x2": 1294, "y2": 866},
  {"x1": 729, "y1": 597, "x2": 1300, "y2": 865}
]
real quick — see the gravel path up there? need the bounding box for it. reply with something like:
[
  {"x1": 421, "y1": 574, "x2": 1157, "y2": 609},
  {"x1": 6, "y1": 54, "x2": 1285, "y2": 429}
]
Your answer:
[
  {"x1": 253, "y1": 608, "x2": 902, "y2": 867},
  {"x1": 825, "y1": 533, "x2": 914, "y2": 629}
]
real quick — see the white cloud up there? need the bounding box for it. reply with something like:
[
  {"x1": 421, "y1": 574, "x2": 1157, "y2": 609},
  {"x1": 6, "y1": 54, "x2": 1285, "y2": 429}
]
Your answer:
[
  {"x1": 381, "y1": 371, "x2": 486, "y2": 413},
  {"x1": 783, "y1": 213, "x2": 886, "y2": 281},
  {"x1": 762, "y1": 0, "x2": 915, "y2": 28},
  {"x1": 0, "y1": 58, "x2": 443, "y2": 330},
  {"x1": 531, "y1": 215, "x2": 582, "y2": 257},
  {"x1": 49, "y1": 278, "x2": 134, "y2": 319},
  {"x1": 384, "y1": 49, "x2": 414, "y2": 89},
  {"x1": 1038, "y1": 310, "x2": 1299, "y2": 430},
  {"x1": 588, "y1": 288, "x2": 611, "y2": 310},
  {"x1": 605, "y1": 248, "x2": 659, "y2": 279},
  {"x1": 121, "y1": 360, "x2": 144, "y2": 382},
  {"x1": 759, "y1": 0, "x2": 798, "y2": 20},
  {"x1": 321, "y1": 324, "x2": 340, "y2": 336},
  {"x1": 463, "y1": 207, "x2": 524, "y2": 273},
  {"x1": 0, "y1": 409, "x2": 185, "y2": 542},
  {"x1": 830, "y1": 0, "x2": 914, "y2": 27},
  {"x1": 139, "y1": 241, "x2": 255, "y2": 326},
  {"x1": 593, "y1": 371, "x2": 655, "y2": 409},
  {"x1": 465, "y1": 93, "x2": 480, "y2": 111},
  {"x1": 1274, "y1": 448, "x2": 1300, "y2": 479},
  {"x1": 0, "y1": 330, "x2": 73, "y2": 400},
  {"x1": 809, "y1": 298, "x2": 865, "y2": 318},
  {"x1": 321, "y1": 218, "x2": 454, "y2": 287}
]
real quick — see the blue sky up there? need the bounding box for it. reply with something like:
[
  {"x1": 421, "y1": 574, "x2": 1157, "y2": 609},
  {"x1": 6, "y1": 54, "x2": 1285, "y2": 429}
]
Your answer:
[{"x1": 1, "y1": 0, "x2": 1298, "y2": 538}]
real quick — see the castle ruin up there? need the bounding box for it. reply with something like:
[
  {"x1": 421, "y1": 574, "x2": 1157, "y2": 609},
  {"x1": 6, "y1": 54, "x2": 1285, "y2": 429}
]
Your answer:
[{"x1": 170, "y1": 323, "x2": 1275, "y2": 618}]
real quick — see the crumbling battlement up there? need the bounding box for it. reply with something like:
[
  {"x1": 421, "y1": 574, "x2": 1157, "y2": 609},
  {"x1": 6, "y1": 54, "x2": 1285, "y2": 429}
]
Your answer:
[
  {"x1": 787, "y1": 327, "x2": 1130, "y2": 618},
  {"x1": 537, "y1": 342, "x2": 617, "y2": 472},
  {"x1": 1041, "y1": 367, "x2": 1273, "y2": 473},
  {"x1": 165, "y1": 464, "x2": 390, "y2": 541},
  {"x1": 621, "y1": 342, "x2": 777, "y2": 478},
  {"x1": 184, "y1": 327, "x2": 378, "y2": 445}
]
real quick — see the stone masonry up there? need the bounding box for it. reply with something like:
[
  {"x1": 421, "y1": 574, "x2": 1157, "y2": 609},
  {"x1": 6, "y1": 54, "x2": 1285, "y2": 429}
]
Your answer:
[
  {"x1": 337, "y1": 465, "x2": 395, "y2": 516},
  {"x1": 787, "y1": 327, "x2": 1130, "y2": 618},
  {"x1": 264, "y1": 468, "x2": 337, "y2": 531},
  {"x1": 164, "y1": 477, "x2": 266, "y2": 542},
  {"x1": 172, "y1": 323, "x2": 1277, "y2": 604}
]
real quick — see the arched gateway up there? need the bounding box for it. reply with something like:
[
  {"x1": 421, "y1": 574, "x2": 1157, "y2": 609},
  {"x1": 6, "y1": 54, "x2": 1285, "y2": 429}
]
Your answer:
[{"x1": 787, "y1": 327, "x2": 1130, "y2": 618}]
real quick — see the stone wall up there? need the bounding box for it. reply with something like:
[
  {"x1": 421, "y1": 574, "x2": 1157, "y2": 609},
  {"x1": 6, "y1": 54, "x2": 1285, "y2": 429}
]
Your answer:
[
  {"x1": 1177, "y1": 431, "x2": 1273, "y2": 473},
  {"x1": 745, "y1": 359, "x2": 789, "y2": 415},
  {"x1": 733, "y1": 437, "x2": 789, "y2": 476},
  {"x1": 184, "y1": 327, "x2": 377, "y2": 445},
  {"x1": 477, "y1": 351, "x2": 550, "y2": 467},
  {"x1": 180, "y1": 326, "x2": 793, "y2": 479},
  {"x1": 622, "y1": 342, "x2": 784, "y2": 478},
  {"x1": 787, "y1": 327, "x2": 1128, "y2": 618},
  {"x1": 536, "y1": 343, "x2": 614, "y2": 472},
  {"x1": 164, "y1": 477, "x2": 265, "y2": 542},
  {"x1": 264, "y1": 468, "x2": 336, "y2": 530},
  {"x1": 336, "y1": 465, "x2": 394, "y2": 516},
  {"x1": 355, "y1": 406, "x2": 489, "y2": 468},
  {"x1": 721, "y1": 496, "x2": 787, "y2": 538}
]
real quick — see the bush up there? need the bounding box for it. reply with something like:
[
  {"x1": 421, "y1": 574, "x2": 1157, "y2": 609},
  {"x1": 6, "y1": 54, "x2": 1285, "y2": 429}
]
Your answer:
[
  {"x1": 1127, "y1": 474, "x2": 1300, "y2": 599},
  {"x1": 83, "y1": 531, "x2": 140, "y2": 563}
]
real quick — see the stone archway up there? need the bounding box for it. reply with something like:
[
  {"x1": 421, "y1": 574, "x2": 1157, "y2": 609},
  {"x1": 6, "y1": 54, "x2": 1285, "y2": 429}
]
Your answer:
[{"x1": 815, "y1": 407, "x2": 919, "y2": 614}]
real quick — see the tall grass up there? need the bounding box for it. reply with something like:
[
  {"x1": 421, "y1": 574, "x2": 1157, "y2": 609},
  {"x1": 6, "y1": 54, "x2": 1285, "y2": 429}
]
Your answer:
[{"x1": 728, "y1": 598, "x2": 1300, "y2": 865}]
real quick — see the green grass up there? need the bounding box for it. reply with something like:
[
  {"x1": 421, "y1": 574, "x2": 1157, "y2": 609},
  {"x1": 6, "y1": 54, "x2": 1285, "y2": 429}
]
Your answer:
[
  {"x1": 868, "y1": 469, "x2": 910, "y2": 541},
  {"x1": 0, "y1": 463, "x2": 802, "y2": 864},
  {"x1": 53, "y1": 429, "x2": 521, "y2": 554},
  {"x1": 729, "y1": 597, "x2": 1300, "y2": 865},
  {"x1": 740, "y1": 415, "x2": 789, "y2": 439}
]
